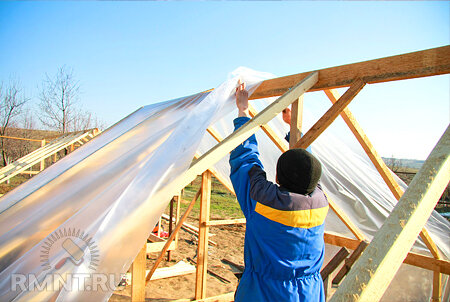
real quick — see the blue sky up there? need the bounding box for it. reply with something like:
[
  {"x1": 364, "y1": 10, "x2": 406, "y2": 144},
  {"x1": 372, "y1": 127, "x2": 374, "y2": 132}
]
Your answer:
[{"x1": 0, "y1": 2, "x2": 448, "y2": 160}]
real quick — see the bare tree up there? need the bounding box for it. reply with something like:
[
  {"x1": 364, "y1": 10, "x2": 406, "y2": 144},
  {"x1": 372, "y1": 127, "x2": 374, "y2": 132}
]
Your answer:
[
  {"x1": 39, "y1": 66, "x2": 80, "y2": 134},
  {"x1": 0, "y1": 80, "x2": 28, "y2": 166},
  {"x1": 39, "y1": 66, "x2": 105, "y2": 133},
  {"x1": 385, "y1": 155, "x2": 402, "y2": 173}
]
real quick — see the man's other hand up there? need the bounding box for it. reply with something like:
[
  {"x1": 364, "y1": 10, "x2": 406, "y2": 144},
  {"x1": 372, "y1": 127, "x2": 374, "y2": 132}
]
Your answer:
[{"x1": 282, "y1": 107, "x2": 291, "y2": 125}]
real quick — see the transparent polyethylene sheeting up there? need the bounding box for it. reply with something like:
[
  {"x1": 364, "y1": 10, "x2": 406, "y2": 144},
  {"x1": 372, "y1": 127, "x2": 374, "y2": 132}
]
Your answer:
[{"x1": 0, "y1": 68, "x2": 448, "y2": 301}]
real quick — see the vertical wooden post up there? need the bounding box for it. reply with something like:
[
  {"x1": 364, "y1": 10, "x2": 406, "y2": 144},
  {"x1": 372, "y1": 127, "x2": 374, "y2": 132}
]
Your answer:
[
  {"x1": 167, "y1": 197, "x2": 175, "y2": 261},
  {"x1": 174, "y1": 194, "x2": 181, "y2": 247},
  {"x1": 40, "y1": 140, "x2": 46, "y2": 171},
  {"x1": 432, "y1": 271, "x2": 442, "y2": 302},
  {"x1": 131, "y1": 243, "x2": 147, "y2": 302},
  {"x1": 70, "y1": 144, "x2": 74, "y2": 152},
  {"x1": 289, "y1": 96, "x2": 303, "y2": 149},
  {"x1": 195, "y1": 170, "x2": 212, "y2": 300},
  {"x1": 53, "y1": 153, "x2": 57, "y2": 163},
  {"x1": 157, "y1": 217, "x2": 161, "y2": 237}
]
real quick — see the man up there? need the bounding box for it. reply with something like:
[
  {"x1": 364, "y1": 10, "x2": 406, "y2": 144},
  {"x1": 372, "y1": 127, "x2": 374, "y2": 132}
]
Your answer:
[{"x1": 229, "y1": 82, "x2": 329, "y2": 302}]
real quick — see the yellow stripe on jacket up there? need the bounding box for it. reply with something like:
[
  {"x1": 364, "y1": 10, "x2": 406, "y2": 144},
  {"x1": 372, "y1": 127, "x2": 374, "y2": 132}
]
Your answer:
[{"x1": 255, "y1": 202, "x2": 329, "y2": 228}]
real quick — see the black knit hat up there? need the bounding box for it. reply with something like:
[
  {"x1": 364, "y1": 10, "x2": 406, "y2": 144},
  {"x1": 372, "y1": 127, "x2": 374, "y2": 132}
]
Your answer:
[{"x1": 276, "y1": 149, "x2": 322, "y2": 195}]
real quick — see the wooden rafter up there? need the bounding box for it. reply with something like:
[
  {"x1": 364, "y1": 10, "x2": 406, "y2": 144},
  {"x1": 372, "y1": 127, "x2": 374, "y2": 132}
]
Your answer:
[
  {"x1": 294, "y1": 79, "x2": 365, "y2": 149},
  {"x1": 251, "y1": 45, "x2": 450, "y2": 99}
]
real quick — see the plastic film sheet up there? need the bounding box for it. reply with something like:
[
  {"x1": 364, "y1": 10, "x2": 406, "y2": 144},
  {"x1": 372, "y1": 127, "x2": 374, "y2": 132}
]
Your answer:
[{"x1": 0, "y1": 68, "x2": 448, "y2": 301}]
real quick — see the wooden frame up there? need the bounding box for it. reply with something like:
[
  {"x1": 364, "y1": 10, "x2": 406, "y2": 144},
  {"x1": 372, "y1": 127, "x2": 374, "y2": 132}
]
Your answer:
[
  {"x1": 128, "y1": 46, "x2": 450, "y2": 302},
  {"x1": 0, "y1": 129, "x2": 99, "y2": 183}
]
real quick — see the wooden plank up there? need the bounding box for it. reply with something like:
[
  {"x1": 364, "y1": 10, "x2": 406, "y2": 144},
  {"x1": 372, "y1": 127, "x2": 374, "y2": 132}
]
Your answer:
[
  {"x1": 40, "y1": 140, "x2": 46, "y2": 171},
  {"x1": 404, "y1": 252, "x2": 450, "y2": 275},
  {"x1": 329, "y1": 125, "x2": 450, "y2": 302},
  {"x1": 293, "y1": 79, "x2": 365, "y2": 149},
  {"x1": 205, "y1": 218, "x2": 247, "y2": 226},
  {"x1": 0, "y1": 135, "x2": 43, "y2": 142},
  {"x1": 324, "y1": 89, "x2": 442, "y2": 260},
  {"x1": 248, "y1": 104, "x2": 288, "y2": 153},
  {"x1": 146, "y1": 241, "x2": 176, "y2": 253},
  {"x1": 332, "y1": 241, "x2": 369, "y2": 285},
  {"x1": 195, "y1": 170, "x2": 212, "y2": 300},
  {"x1": 289, "y1": 96, "x2": 303, "y2": 149},
  {"x1": 251, "y1": 45, "x2": 450, "y2": 99},
  {"x1": 207, "y1": 126, "x2": 224, "y2": 143},
  {"x1": 161, "y1": 213, "x2": 217, "y2": 243},
  {"x1": 146, "y1": 188, "x2": 202, "y2": 284},
  {"x1": 148, "y1": 233, "x2": 164, "y2": 242},
  {"x1": 188, "y1": 257, "x2": 231, "y2": 284},
  {"x1": 131, "y1": 244, "x2": 147, "y2": 302},
  {"x1": 321, "y1": 247, "x2": 350, "y2": 280},
  {"x1": 127, "y1": 261, "x2": 196, "y2": 283}
]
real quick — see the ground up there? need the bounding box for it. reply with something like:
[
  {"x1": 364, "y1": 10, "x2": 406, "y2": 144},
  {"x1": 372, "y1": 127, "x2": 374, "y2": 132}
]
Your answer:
[{"x1": 110, "y1": 176, "x2": 245, "y2": 301}]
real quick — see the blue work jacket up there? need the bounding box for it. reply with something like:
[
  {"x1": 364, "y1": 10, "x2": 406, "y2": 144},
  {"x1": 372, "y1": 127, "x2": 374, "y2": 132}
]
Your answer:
[{"x1": 229, "y1": 117, "x2": 329, "y2": 302}]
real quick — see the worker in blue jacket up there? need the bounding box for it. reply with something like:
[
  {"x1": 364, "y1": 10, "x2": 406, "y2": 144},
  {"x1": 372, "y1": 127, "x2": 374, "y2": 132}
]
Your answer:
[{"x1": 229, "y1": 82, "x2": 329, "y2": 302}]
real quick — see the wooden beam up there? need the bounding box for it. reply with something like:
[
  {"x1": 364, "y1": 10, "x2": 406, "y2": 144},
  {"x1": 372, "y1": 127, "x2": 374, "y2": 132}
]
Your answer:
[
  {"x1": 146, "y1": 241, "x2": 177, "y2": 253},
  {"x1": 324, "y1": 89, "x2": 442, "y2": 261},
  {"x1": 205, "y1": 218, "x2": 247, "y2": 226},
  {"x1": 131, "y1": 244, "x2": 147, "y2": 302},
  {"x1": 321, "y1": 247, "x2": 350, "y2": 280},
  {"x1": 251, "y1": 46, "x2": 450, "y2": 99},
  {"x1": 294, "y1": 79, "x2": 365, "y2": 149},
  {"x1": 329, "y1": 125, "x2": 450, "y2": 302},
  {"x1": 195, "y1": 170, "x2": 212, "y2": 300},
  {"x1": 207, "y1": 126, "x2": 224, "y2": 143},
  {"x1": 40, "y1": 140, "x2": 46, "y2": 171},
  {"x1": 146, "y1": 188, "x2": 202, "y2": 284},
  {"x1": 332, "y1": 241, "x2": 369, "y2": 285},
  {"x1": 0, "y1": 135, "x2": 43, "y2": 142},
  {"x1": 404, "y1": 252, "x2": 450, "y2": 275},
  {"x1": 289, "y1": 96, "x2": 303, "y2": 149}
]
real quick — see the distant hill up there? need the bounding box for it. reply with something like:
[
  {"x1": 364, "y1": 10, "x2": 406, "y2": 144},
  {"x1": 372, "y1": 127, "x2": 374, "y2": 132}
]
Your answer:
[{"x1": 382, "y1": 157, "x2": 425, "y2": 170}]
